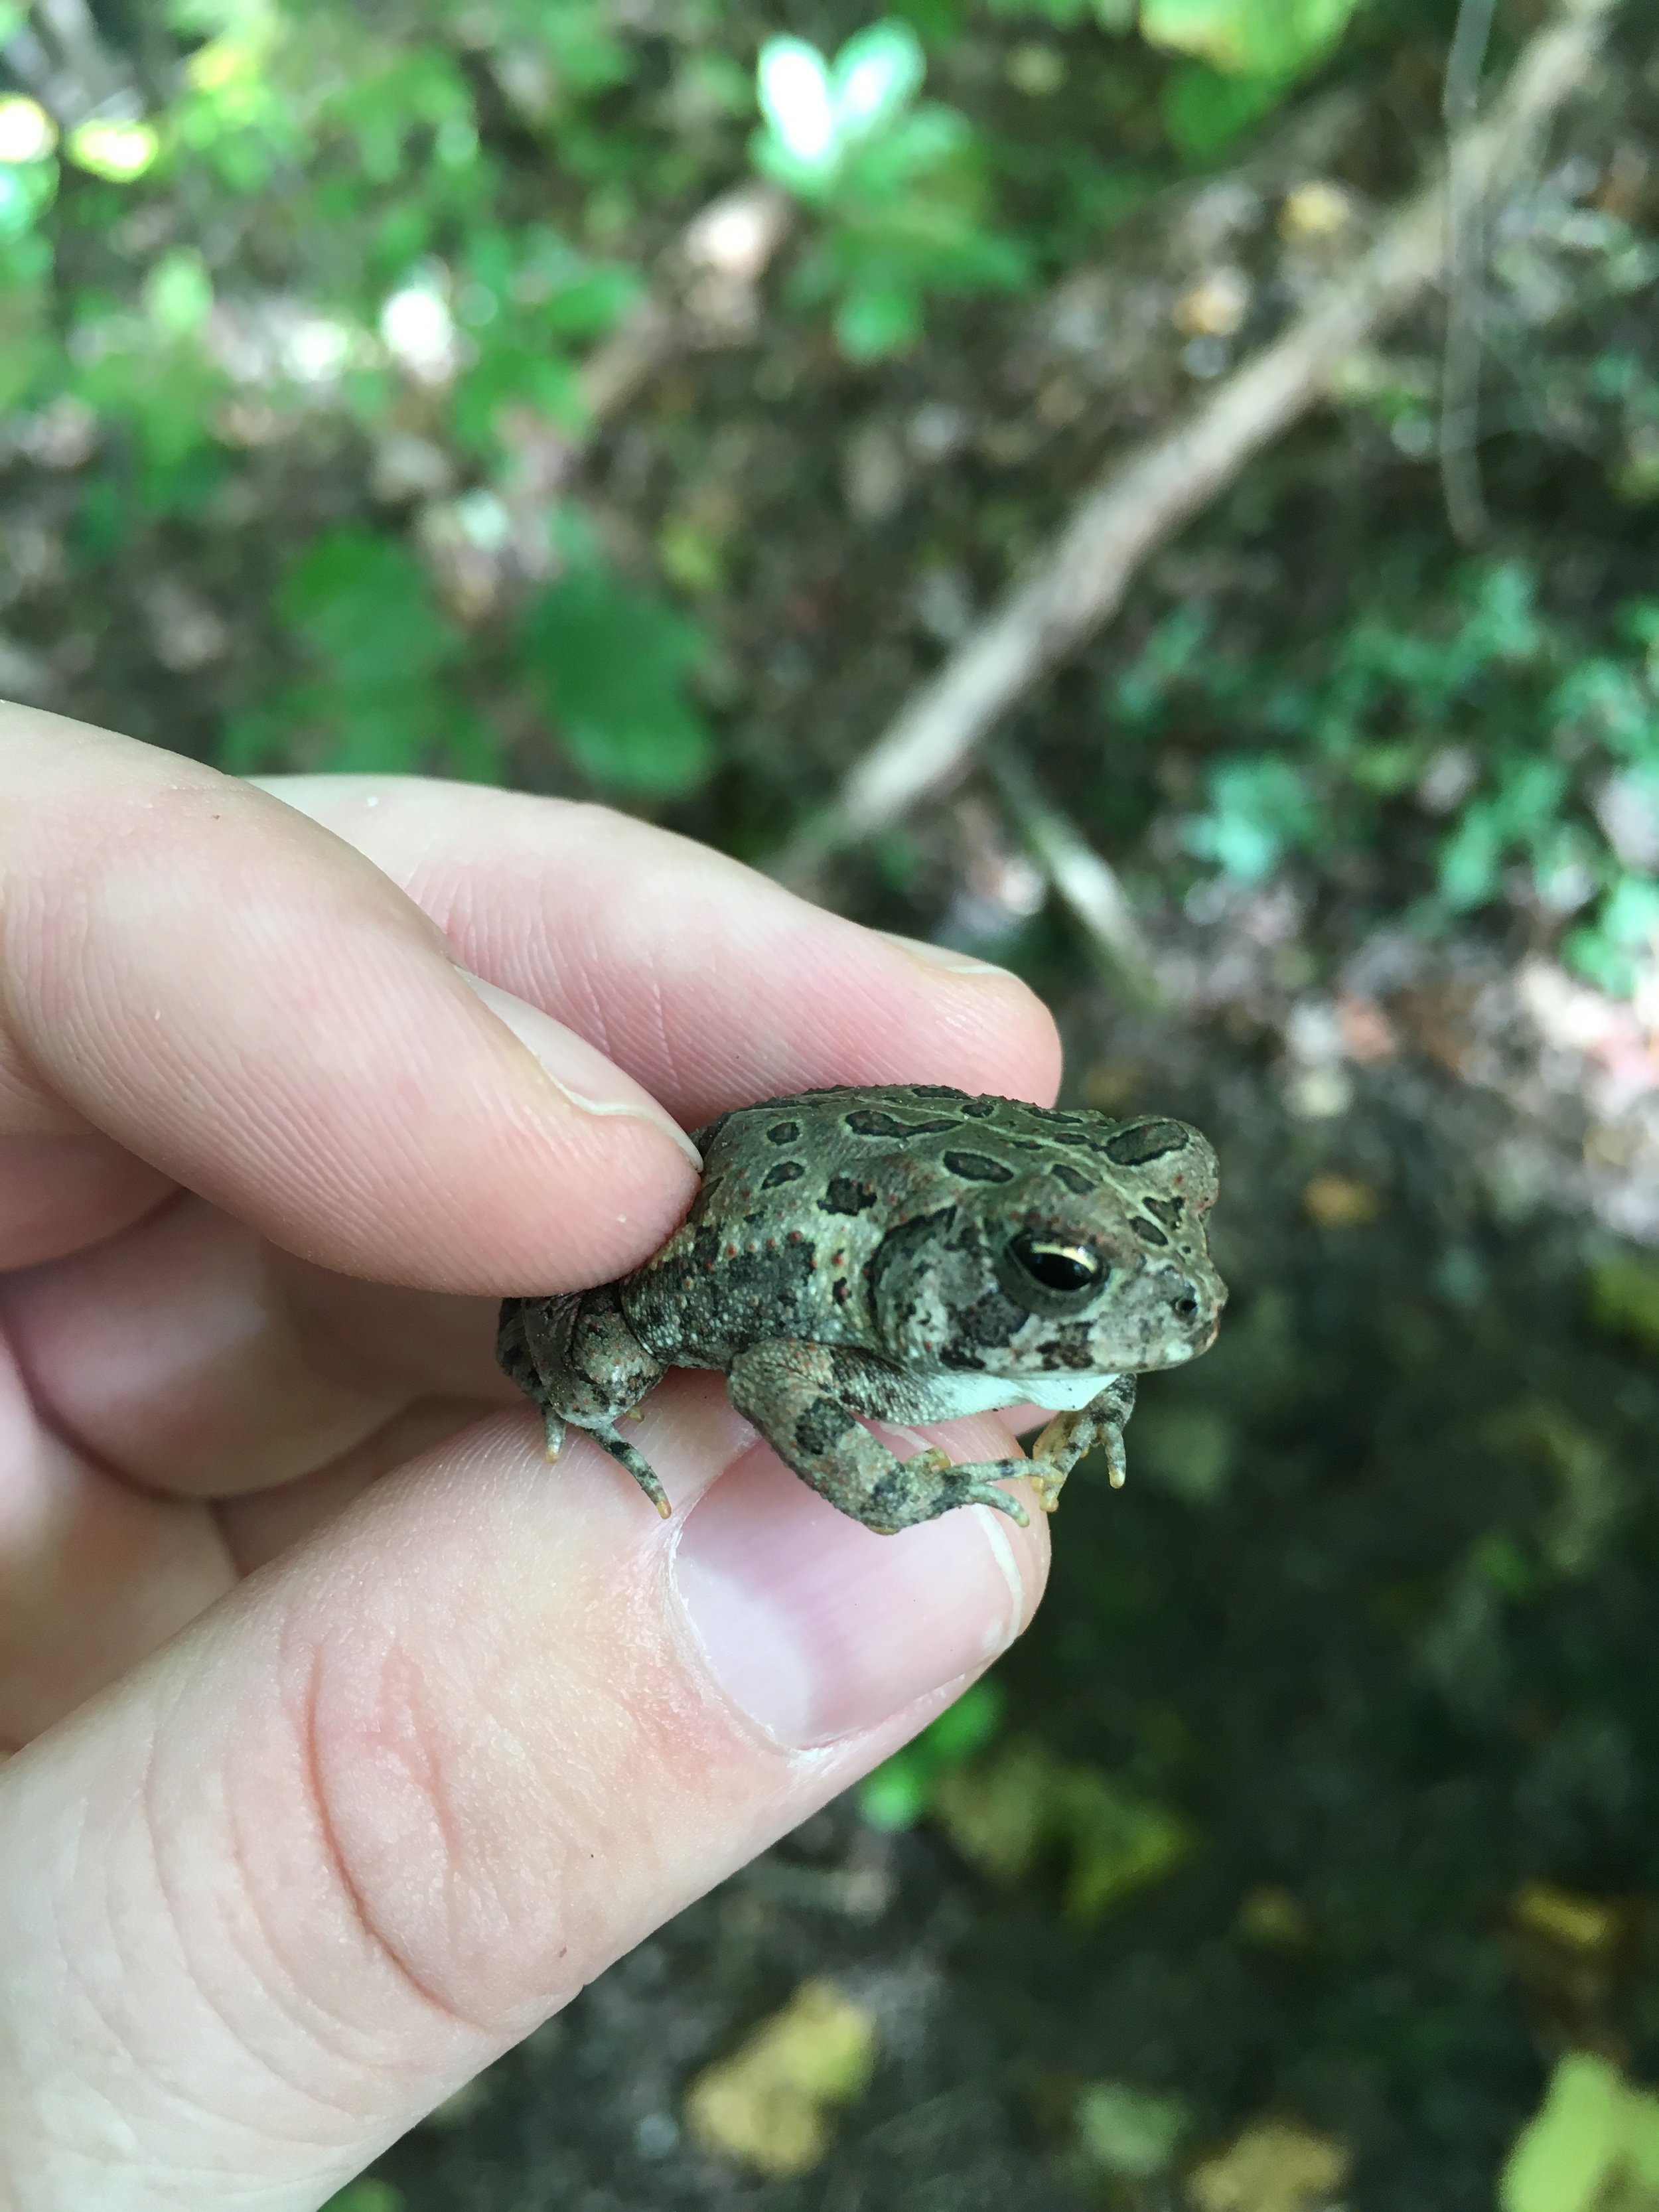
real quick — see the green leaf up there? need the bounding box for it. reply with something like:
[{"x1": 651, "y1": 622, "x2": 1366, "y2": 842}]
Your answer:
[
  {"x1": 65, "y1": 118, "x2": 160, "y2": 182},
  {"x1": 143, "y1": 248, "x2": 214, "y2": 338},
  {"x1": 1075, "y1": 2081, "x2": 1192, "y2": 2179},
  {"x1": 0, "y1": 94, "x2": 57, "y2": 163},
  {"x1": 1500, "y1": 2053, "x2": 1639, "y2": 2212},
  {"x1": 516, "y1": 565, "x2": 714, "y2": 796},
  {"x1": 1185, "y1": 757, "x2": 1319, "y2": 881},
  {"x1": 757, "y1": 37, "x2": 837, "y2": 181},
  {"x1": 1058, "y1": 1769, "x2": 1192, "y2": 1922},
  {"x1": 1586, "y1": 1250, "x2": 1659, "y2": 1359},
  {"x1": 1565, "y1": 874, "x2": 1659, "y2": 995},
  {"x1": 857, "y1": 1678, "x2": 1005, "y2": 1830},
  {"x1": 321, "y1": 2183, "x2": 403, "y2": 2212},
  {"x1": 279, "y1": 530, "x2": 458, "y2": 689},
  {"x1": 835, "y1": 284, "x2": 923, "y2": 359},
  {"x1": 223, "y1": 529, "x2": 498, "y2": 781},
  {"x1": 831, "y1": 23, "x2": 927, "y2": 142},
  {"x1": 1141, "y1": 0, "x2": 1360, "y2": 80},
  {"x1": 1161, "y1": 63, "x2": 1285, "y2": 160}
]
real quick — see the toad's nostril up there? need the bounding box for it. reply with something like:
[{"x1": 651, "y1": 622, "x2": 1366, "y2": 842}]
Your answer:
[{"x1": 1173, "y1": 1287, "x2": 1201, "y2": 1321}]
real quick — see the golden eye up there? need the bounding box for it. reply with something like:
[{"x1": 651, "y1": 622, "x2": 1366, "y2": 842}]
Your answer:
[{"x1": 1008, "y1": 1234, "x2": 1103, "y2": 1295}]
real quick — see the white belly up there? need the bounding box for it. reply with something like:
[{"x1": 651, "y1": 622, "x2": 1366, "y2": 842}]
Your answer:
[{"x1": 922, "y1": 1369, "x2": 1120, "y2": 1417}]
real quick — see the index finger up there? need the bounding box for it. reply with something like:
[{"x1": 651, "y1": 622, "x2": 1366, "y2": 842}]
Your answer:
[
  {"x1": 1, "y1": 715, "x2": 1059, "y2": 1295},
  {"x1": 261, "y1": 773, "x2": 1063, "y2": 1131}
]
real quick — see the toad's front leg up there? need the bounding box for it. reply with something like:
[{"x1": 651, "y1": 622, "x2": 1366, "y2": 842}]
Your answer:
[
  {"x1": 499, "y1": 1287, "x2": 673, "y2": 1516},
  {"x1": 1026, "y1": 1372, "x2": 1137, "y2": 1512},
  {"x1": 727, "y1": 1341, "x2": 1032, "y2": 1534}
]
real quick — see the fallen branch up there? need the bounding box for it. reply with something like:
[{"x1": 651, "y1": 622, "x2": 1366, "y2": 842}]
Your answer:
[
  {"x1": 777, "y1": 0, "x2": 1619, "y2": 887},
  {"x1": 987, "y1": 750, "x2": 1159, "y2": 1005}
]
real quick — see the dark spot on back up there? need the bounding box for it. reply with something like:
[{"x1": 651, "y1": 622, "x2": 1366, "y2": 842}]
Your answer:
[
  {"x1": 820, "y1": 1175, "x2": 878, "y2": 1216},
  {"x1": 1050, "y1": 1161, "x2": 1096, "y2": 1195},
  {"x1": 845, "y1": 1109, "x2": 912, "y2": 1138},
  {"x1": 1147, "y1": 1195, "x2": 1184, "y2": 1228},
  {"x1": 761, "y1": 1159, "x2": 806, "y2": 1189},
  {"x1": 841, "y1": 1108, "x2": 964, "y2": 1138},
  {"x1": 1131, "y1": 1216, "x2": 1170, "y2": 1246},
  {"x1": 766, "y1": 1119, "x2": 801, "y2": 1144},
  {"x1": 908, "y1": 1084, "x2": 969, "y2": 1102},
  {"x1": 943, "y1": 1149, "x2": 1014, "y2": 1183},
  {"x1": 1104, "y1": 1118, "x2": 1189, "y2": 1167},
  {"x1": 960, "y1": 1097, "x2": 997, "y2": 1119}
]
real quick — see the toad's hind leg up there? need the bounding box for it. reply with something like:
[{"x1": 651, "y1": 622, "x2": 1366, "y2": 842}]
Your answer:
[
  {"x1": 727, "y1": 1340, "x2": 1032, "y2": 1534},
  {"x1": 497, "y1": 1289, "x2": 673, "y2": 1518}
]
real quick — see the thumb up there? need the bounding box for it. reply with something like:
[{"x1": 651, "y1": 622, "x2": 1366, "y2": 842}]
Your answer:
[{"x1": 0, "y1": 1382, "x2": 1046, "y2": 2209}]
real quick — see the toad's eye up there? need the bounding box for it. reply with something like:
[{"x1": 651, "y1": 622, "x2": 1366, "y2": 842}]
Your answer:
[{"x1": 1007, "y1": 1234, "x2": 1104, "y2": 1295}]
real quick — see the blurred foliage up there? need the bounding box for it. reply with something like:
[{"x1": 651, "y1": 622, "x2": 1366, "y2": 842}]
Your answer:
[
  {"x1": 5, "y1": 0, "x2": 1653, "y2": 997},
  {"x1": 755, "y1": 21, "x2": 1027, "y2": 357},
  {"x1": 1589, "y1": 1248, "x2": 1659, "y2": 1357},
  {"x1": 1187, "y1": 2118, "x2": 1352, "y2": 2212},
  {"x1": 1072, "y1": 2077, "x2": 1193, "y2": 2182},
  {"x1": 1112, "y1": 560, "x2": 1659, "y2": 993},
  {"x1": 682, "y1": 1980, "x2": 878, "y2": 2179},
  {"x1": 861, "y1": 1676, "x2": 1190, "y2": 1920},
  {"x1": 0, "y1": 0, "x2": 1411, "y2": 801},
  {"x1": 1500, "y1": 2053, "x2": 1659, "y2": 2212},
  {"x1": 857, "y1": 1671, "x2": 1005, "y2": 1828},
  {"x1": 930, "y1": 1733, "x2": 1193, "y2": 1921},
  {"x1": 320, "y1": 2183, "x2": 403, "y2": 2212}
]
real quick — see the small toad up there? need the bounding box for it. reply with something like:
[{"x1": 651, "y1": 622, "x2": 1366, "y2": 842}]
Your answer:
[{"x1": 499, "y1": 1084, "x2": 1225, "y2": 1534}]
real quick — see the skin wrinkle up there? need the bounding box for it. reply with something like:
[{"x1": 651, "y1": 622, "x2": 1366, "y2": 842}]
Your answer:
[
  {"x1": 217, "y1": 1765, "x2": 427, "y2": 2127},
  {"x1": 53, "y1": 1740, "x2": 173, "y2": 2158},
  {"x1": 135, "y1": 1710, "x2": 279, "y2": 2134},
  {"x1": 294, "y1": 1637, "x2": 490, "y2": 2041}
]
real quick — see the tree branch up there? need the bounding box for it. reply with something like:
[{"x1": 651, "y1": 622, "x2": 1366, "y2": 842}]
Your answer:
[{"x1": 776, "y1": 0, "x2": 1619, "y2": 889}]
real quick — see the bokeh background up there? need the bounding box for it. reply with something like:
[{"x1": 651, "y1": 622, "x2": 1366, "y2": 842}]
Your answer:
[{"x1": 5, "y1": 1, "x2": 1659, "y2": 2206}]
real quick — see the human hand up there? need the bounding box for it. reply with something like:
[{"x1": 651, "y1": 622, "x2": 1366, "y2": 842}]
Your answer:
[{"x1": 0, "y1": 707, "x2": 1056, "y2": 2209}]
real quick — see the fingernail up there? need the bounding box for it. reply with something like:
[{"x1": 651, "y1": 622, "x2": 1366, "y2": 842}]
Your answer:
[
  {"x1": 453, "y1": 969, "x2": 703, "y2": 1168},
  {"x1": 875, "y1": 930, "x2": 1015, "y2": 978},
  {"x1": 671, "y1": 1441, "x2": 1032, "y2": 1747}
]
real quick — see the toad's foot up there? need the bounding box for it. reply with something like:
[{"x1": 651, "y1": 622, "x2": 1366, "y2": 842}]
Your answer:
[
  {"x1": 575, "y1": 1418, "x2": 673, "y2": 1519},
  {"x1": 1029, "y1": 1374, "x2": 1136, "y2": 1508},
  {"x1": 897, "y1": 1446, "x2": 1032, "y2": 1530}
]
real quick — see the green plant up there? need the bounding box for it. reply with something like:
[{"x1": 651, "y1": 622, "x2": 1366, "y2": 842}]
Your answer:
[
  {"x1": 222, "y1": 528, "x2": 500, "y2": 777},
  {"x1": 1141, "y1": 0, "x2": 1365, "y2": 161},
  {"x1": 1500, "y1": 2053, "x2": 1659, "y2": 2212},
  {"x1": 857, "y1": 1675, "x2": 1006, "y2": 1829},
  {"x1": 516, "y1": 562, "x2": 715, "y2": 797},
  {"x1": 1111, "y1": 560, "x2": 1659, "y2": 995},
  {"x1": 752, "y1": 21, "x2": 1028, "y2": 358},
  {"x1": 321, "y1": 2181, "x2": 402, "y2": 2212}
]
